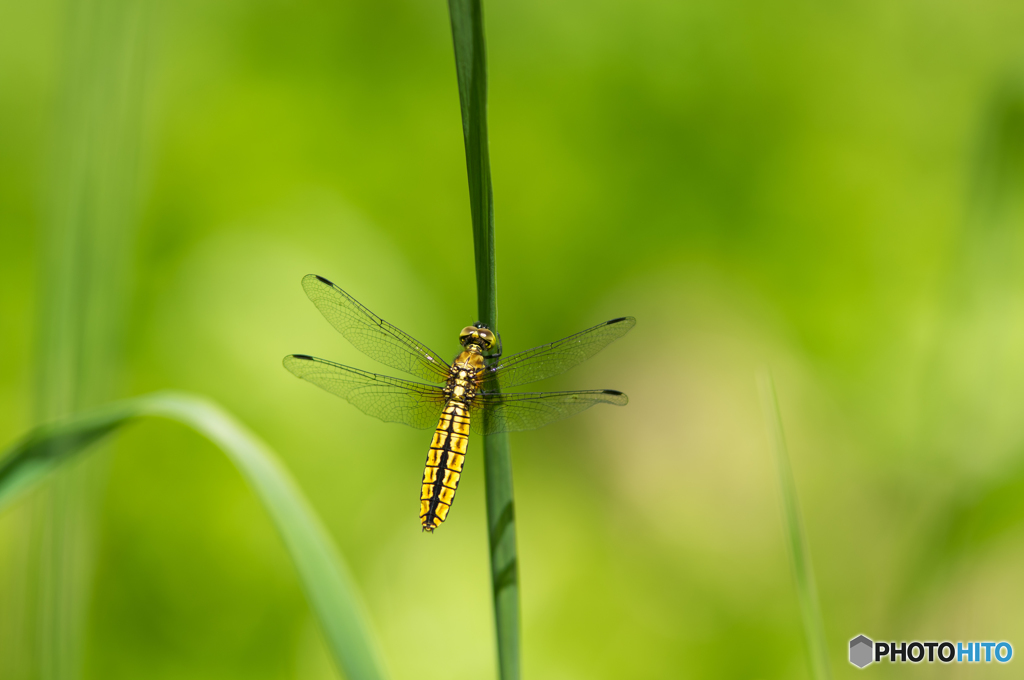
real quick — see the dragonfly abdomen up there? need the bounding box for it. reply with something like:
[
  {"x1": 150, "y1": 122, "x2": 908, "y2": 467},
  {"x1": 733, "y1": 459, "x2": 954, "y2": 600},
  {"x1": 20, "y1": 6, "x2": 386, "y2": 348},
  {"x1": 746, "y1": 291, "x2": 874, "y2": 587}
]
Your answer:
[{"x1": 420, "y1": 400, "x2": 471, "y2": 532}]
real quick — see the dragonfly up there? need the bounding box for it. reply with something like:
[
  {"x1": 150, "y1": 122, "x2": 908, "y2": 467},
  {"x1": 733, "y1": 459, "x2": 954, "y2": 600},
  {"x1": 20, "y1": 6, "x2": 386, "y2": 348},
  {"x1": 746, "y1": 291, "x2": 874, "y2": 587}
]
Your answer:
[{"x1": 283, "y1": 274, "x2": 635, "y2": 532}]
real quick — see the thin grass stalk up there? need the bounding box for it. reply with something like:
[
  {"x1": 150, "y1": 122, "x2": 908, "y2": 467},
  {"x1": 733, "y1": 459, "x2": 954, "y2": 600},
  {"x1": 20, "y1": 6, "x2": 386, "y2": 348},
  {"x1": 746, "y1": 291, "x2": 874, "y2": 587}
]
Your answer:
[
  {"x1": 446, "y1": 2, "x2": 519, "y2": 679},
  {"x1": 757, "y1": 371, "x2": 832, "y2": 680},
  {"x1": 0, "y1": 392, "x2": 390, "y2": 680},
  {"x1": 894, "y1": 70, "x2": 1024, "y2": 621}
]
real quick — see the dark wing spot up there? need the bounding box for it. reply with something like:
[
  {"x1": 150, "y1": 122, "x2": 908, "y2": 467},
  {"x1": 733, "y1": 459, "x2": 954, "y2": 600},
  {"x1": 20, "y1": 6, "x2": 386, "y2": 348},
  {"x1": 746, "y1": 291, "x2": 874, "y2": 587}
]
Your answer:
[
  {"x1": 608, "y1": 317, "x2": 629, "y2": 324},
  {"x1": 314, "y1": 275, "x2": 334, "y2": 286},
  {"x1": 603, "y1": 389, "x2": 624, "y2": 396},
  {"x1": 291, "y1": 354, "x2": 314, "y2": 361}
]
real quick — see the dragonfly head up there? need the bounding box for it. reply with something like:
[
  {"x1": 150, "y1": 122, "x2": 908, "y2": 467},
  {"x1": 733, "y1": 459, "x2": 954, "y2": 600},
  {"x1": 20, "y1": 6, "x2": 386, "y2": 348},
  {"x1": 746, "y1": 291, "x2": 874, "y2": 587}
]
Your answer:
[{"x1": 460, "y1": 324, "x2": 500, "y2": 356}]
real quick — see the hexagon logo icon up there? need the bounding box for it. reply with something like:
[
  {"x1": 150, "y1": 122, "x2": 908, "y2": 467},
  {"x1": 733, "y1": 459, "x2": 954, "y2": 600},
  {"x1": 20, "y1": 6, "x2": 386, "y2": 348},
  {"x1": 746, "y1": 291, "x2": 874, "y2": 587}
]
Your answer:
[{"x1": 850, "y1": 635, "x2": 873, "y2": 668}]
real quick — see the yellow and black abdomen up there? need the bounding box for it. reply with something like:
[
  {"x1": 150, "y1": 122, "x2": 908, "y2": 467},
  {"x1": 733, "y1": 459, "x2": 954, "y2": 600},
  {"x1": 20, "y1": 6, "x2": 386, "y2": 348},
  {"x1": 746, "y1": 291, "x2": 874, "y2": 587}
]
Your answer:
[{"x1": 420, "y1": 400, "x2": 470, "y2": 532}]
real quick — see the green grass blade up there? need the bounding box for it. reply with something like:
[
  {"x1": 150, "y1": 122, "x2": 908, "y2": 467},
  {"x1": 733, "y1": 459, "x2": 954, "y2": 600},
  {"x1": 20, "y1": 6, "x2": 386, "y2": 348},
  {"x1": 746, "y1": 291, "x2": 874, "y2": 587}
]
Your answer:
[
  {"x1": 26, "y1": 1, "x2": 153, "y2": 676},
  {"x1": 895, "y1": 70, "x2": 1024, "y2": 621},
  {"x1": 0, "y1": 392, "x2": 390, "y2": 680},
  {"x1": 757, "y1": 372, "x2": 832, "y2": 680},
  {"x1": 447, "y1": 3, "x2": 520, "y2": 679},
  {"x1": 448, "y1": 0, "x2": 496, "y2": 325},
  {"x1": 482, "y1": 431, "x2": 518, "y2": 680}
]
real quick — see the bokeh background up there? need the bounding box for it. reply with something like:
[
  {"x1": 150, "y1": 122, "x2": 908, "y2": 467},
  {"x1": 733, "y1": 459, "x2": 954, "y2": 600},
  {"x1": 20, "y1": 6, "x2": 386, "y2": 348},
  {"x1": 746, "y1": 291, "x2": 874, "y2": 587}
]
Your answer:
[{"x1": 3, "y1": 0, "x2": 1024, "y2": 678}]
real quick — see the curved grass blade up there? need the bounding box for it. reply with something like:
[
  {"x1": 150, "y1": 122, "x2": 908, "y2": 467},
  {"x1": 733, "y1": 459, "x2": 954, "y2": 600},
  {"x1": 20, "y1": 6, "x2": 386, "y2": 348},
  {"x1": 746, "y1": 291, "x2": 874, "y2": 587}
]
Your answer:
[
  {"x1": 0, "y1": 392, "x2": 389, "y2": 680},
  {"x1": 447, "y1": 1, "x2": 520, "y2": 678},
  {"x1": 758, "y1": 372, "x2": 832, "y2": 680}
]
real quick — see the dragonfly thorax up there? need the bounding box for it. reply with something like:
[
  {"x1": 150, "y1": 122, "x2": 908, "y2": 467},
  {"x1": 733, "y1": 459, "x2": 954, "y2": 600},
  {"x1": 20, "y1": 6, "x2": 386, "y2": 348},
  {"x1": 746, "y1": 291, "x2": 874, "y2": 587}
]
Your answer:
[{"x1": 445, "y1": 351, "x2": 486, "y2": 403}]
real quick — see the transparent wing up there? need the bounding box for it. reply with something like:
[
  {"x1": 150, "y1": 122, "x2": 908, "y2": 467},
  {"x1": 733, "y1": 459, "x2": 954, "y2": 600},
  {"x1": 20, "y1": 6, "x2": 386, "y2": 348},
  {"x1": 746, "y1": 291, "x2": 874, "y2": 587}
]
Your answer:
[
  {"x1": 483, "y1": 316, "x2": 635, "y2": 390},
  {"x1": 283, "y1": 354, "x2": 446, "y2": 430},
  {"x1": 301, "y1": 274, "x2": 451, "y2": 383},
  {"x1": 470, "y1": 389, "x2": 628, "y2": 435}
]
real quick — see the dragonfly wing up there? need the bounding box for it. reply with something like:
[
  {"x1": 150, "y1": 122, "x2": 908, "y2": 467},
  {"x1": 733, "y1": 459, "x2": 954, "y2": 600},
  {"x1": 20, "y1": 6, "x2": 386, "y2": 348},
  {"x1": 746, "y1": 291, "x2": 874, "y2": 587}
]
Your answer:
[
  {"x1": 301, "y1": 274, "x2": 451, "y2": 383},
  {"x1": 484, "y1": 316, "x2": 635, "y2": 390},
  {"x1": 470, "y1": 389, "x2": 628, "y2": 435},
  {"x1": 284, "y1": 354, "x2": 446, "y2": 430}
]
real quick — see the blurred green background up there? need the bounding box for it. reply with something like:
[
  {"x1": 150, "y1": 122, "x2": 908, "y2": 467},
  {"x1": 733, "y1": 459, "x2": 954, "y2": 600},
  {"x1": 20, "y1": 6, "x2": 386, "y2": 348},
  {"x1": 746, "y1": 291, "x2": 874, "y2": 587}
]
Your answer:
[{"x1": 3, "y1": 0, "x2": 1024, "y2": 678}]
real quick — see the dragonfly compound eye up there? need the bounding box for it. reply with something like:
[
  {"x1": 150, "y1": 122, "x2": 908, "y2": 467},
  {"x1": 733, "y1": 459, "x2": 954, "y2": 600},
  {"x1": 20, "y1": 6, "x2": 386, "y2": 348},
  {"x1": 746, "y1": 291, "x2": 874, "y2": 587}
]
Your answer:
[
  {"x1": 476, "y1": 328, "x2": 496, "y2": 351},
  {"x1": 459, "y1": 326, "x2": 480, "y2": 347},
  {"x1": 459, "y1": 325, "x2": 496, "y2": 351}
]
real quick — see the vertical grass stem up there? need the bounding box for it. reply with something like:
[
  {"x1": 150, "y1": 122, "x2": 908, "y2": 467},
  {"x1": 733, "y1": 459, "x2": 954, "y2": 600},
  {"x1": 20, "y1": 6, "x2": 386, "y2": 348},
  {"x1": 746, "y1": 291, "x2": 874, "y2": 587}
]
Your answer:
[
  {"x1": 758, "y1": 371, "x2": 832, "y2": 680},
  {"x1": 20, "y1": 2, "x2": 152, "y2": 679},
  {"x1": 447, "y1": 2, "x2": 520, "y2": 679}
]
